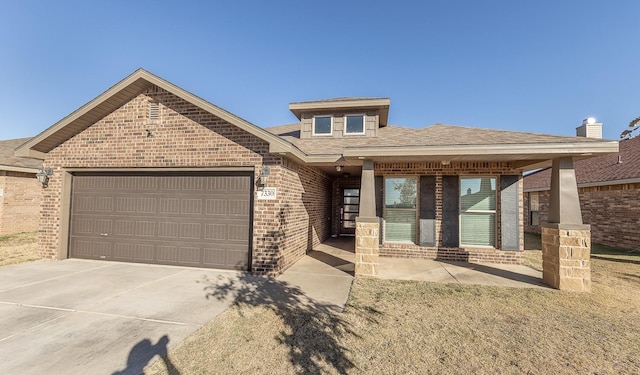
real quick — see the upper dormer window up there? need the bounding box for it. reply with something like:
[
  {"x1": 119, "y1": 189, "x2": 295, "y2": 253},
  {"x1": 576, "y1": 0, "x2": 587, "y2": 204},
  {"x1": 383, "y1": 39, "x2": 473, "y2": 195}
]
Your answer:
[
  {"x1": 345, "y1": 114, "x2": 365, "y2": 135},
  {"x1": 313, "y1": 115, "x2": 333, "y2": 136}
]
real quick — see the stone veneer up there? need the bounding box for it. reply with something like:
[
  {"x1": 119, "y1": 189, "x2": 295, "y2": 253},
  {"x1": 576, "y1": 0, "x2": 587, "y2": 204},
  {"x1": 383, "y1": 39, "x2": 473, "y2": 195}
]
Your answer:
[
  {"x1": 355, "y1": 218, "x2": 379, "y2": 277},
  {"x1": 541, "y1": 224, "x2": 591, "y2": 292}
]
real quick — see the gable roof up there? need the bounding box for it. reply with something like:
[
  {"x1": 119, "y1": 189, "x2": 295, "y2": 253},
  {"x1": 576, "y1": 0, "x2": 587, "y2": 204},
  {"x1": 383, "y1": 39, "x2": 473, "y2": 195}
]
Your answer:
[
  {"x1": 267, "y1": 123, "x2": 618, "y2": 169},
  {"x1": 524, "y1": 136, "x2": 640, "y2": 191},
  {"x1": 15, "y1": 68, "x2": 619, "y2": 169},
  {"x1": 0, "y1": 138, "x2": 40, "y2": 172},
  {"x1": 15, "y1": 69, "x2": 303, "y2": 161}
]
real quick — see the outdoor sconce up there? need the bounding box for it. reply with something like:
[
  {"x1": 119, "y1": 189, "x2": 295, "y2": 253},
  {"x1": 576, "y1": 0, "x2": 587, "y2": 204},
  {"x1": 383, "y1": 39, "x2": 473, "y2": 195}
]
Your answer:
[
  {"x1": 257, "y1": 166, "x2": 270, "y2": 190},
  {"x1": 36, "y1": 167, "x2": 53, "y2": 187}
]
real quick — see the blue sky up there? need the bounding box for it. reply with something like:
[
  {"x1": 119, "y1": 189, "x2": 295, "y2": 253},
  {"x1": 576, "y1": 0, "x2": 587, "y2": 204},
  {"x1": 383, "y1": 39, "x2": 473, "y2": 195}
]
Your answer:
[{"x1": 1, "y1": 1, "x2": 639, "y2": 140}]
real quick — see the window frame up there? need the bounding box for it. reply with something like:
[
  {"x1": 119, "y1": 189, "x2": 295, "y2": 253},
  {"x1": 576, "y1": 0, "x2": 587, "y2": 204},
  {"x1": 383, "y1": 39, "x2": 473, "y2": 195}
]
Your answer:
[
  {"x1": 382, "y1": 176, "x2": 419, "y2": 244},
  {"x1": 344, "y1": 114, "x2": 366, "y2": 135},
  {"x1": 312, "y1": 115, "x2": 333, "y2": 136},
  {"x1": 529, "y1": 192, "x2": 540, "y2": 226},
  {"x1": 458, "y1": 175, "x2": 497, "y2": 248}
]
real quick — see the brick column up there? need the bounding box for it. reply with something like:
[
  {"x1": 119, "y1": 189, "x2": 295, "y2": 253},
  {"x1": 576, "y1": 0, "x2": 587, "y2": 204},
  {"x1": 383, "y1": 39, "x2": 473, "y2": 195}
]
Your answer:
[
  {"x1": 542, "y1": 224, "x2": 591, "y2": 292},
  {"x1": 355, "y1": 217, "x2": 379, "y2": 277}
]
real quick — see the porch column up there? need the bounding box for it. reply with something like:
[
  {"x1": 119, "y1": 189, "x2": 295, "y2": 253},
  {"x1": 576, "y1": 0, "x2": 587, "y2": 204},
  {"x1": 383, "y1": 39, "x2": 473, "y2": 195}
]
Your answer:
[
  {"x1": 355, "y1": 160, "x2": 379, "y2": 277},
  {"x1": 542, "y1": 157, "x2": 591, "y2": 292}
]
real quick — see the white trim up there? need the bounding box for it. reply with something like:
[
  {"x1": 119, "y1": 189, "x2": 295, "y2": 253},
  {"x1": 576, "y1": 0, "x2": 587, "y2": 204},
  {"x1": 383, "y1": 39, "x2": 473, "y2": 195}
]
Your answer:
[
  {"x1": 312, "y1": 115, "x2": 333, "y2": 136},
  {"x1": 0, "y1": 165, "x2": 38, "y2": 173},
  {"x1": 344, "y1": 114, "x2": 366, "y2": 135}
]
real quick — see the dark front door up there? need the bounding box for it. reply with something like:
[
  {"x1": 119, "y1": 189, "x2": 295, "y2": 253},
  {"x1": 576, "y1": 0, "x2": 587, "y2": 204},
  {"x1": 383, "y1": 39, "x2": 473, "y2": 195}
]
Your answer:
[
  {"x1": 341, "y1": 188, "x2": 360, "y2": 235},
  {"x1": 69, "y1": 173, "x2": 252, "y2": 270}
]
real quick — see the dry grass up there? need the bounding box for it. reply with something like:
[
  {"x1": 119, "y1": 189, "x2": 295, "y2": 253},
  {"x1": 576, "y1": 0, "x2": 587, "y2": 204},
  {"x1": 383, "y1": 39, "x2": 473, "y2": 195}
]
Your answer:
[
  {"x1": 0, "y1": 232, "x2": 40, "y2": 266},
  {"x1": 146, "y1": 234, "x2": 640, "y2": 375}
]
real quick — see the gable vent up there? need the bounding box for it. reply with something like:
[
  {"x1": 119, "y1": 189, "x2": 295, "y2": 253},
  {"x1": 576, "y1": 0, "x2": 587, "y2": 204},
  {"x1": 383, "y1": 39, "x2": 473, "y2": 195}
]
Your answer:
[{"x1": 148, "y1": 102, "x2": 159, "y2": 121}]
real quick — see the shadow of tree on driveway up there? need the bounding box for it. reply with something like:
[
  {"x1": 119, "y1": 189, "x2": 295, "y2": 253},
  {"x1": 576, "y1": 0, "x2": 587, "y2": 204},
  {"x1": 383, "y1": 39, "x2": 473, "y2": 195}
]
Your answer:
[{"x1": 197, "y1": 272, "x2": 379, "y2": 374}]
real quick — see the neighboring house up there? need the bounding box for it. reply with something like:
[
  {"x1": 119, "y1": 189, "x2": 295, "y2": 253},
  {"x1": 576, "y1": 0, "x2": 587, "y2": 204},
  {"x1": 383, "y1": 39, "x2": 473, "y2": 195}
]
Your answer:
[
  {"x1": 0, "y1": 138, "x2": 41, "y2": 235},
  {"x1": 524, "y1": 126, "x2": 640, "y2": 250},
  {"x1": 15, "y1": 69, "x2": 618, "y2": 277}
]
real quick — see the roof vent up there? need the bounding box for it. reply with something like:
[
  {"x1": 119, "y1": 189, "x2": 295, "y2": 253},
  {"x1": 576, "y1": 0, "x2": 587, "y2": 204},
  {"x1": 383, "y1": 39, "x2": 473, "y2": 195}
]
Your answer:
[
  {"x1": 148, "y1": 102, "x2": 159, "y2": 121},
  {"x1": 576, "y1": 118, "x2": 602, "y2": 139}
]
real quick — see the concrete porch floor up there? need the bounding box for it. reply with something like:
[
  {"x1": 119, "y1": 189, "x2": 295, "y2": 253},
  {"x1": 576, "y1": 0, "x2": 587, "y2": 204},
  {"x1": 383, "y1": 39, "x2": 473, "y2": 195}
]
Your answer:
[{"x1": 278, "y1": 237, "x2": 546, "y2": 311}]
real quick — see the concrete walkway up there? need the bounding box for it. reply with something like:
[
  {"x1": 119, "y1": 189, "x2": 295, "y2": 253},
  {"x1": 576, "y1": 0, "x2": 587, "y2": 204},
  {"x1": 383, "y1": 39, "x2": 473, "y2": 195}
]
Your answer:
[{"x1": 279, "y1": 238, "x2": 547, "y2": 311}]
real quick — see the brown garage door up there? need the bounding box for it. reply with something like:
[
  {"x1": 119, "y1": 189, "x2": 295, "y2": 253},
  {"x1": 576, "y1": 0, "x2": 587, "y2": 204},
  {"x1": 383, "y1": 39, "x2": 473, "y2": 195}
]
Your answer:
[{"x1": 69, "y1": 173, "x2": 252, "y2": 270}]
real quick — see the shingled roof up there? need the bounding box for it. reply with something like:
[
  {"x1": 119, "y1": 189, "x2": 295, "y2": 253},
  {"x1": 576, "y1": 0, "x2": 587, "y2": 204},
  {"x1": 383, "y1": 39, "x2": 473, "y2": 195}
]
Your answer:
[
  {"x1": 524, "y1": 136, "x2": 640, "y2": 191},
  {"x1": 0, "y1": 138, "x2": 40, "y2": 171},
  {"x1": 266, "y1": 123, "x2": 608, "y2": 155}
]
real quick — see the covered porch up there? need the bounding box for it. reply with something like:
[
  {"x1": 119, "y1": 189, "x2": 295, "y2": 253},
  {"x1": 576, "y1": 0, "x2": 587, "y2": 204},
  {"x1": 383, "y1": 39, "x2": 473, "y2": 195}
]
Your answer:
[{"x1": 280, "y1": 237, "x2": 546, "y2": 310}]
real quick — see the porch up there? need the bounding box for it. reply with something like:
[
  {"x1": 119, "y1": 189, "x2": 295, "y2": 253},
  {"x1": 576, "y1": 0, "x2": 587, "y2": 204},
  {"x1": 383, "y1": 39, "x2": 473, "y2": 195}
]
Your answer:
[{"x1": 278, "y1": 237, "x2": 546, "y2": 310}]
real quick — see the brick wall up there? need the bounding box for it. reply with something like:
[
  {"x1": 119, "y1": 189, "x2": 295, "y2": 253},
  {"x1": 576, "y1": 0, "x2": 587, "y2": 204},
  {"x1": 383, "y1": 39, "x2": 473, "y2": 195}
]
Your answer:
[
  {"x1": 0, "y1": 171, "x2": 41, "y2": 235},
  {"x1": 276, "y1": 159, "x2": 332, "y2": 272},
  {"x1": 375, "y1": 161, "x2": 524, "y2": 264},
  {"x1": 526, "y1": 183, "x2": 640, "y2": 250},
  {"x1": 40, "y1": 86, "x2": 329, "y2": 275}
]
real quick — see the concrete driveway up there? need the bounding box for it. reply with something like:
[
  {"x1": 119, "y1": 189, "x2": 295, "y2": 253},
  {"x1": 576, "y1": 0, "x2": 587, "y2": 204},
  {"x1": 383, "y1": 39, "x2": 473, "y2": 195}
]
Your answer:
[{"x1": 0, "y1": 259, "x2": 256, "y2": 375}]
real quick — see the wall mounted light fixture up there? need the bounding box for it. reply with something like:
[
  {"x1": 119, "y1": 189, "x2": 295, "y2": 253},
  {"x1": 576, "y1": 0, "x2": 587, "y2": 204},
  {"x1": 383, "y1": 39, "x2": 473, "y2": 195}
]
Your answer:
[
  {"x1": 335, "y1": 165, "x2": 343, "y2": 172},
  {"x1": 36, "y1": 167, "x2": 53, "y2": 187},
  {"x1": 257, "y1": 166, "x2": 270, "y2": 190}
]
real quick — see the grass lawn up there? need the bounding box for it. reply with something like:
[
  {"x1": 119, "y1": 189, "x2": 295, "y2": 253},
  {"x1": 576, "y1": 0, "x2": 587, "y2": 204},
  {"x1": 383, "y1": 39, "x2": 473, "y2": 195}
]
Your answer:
[
  {"x1": 146, "y1": 234, "x2": 640, "y2": 375},
  {"x1": 0, "y1": 232, "x2": 39, "y2": 266}
]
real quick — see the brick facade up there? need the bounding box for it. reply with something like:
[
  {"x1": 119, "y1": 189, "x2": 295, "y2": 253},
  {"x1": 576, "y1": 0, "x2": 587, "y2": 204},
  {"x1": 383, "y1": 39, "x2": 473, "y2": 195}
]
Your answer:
[
  {"x1": 40, "y1": 86, "x2": 330, "y2": 275},
  {"x1": 525, "y1": 183, "x2": 640, "y2": 250},
  {"x1": 0, "y1": 171, "x2": 41, "y2": 235},
  {"x1": 372, "y1": 162, "x2": 524, "y2": 264}
]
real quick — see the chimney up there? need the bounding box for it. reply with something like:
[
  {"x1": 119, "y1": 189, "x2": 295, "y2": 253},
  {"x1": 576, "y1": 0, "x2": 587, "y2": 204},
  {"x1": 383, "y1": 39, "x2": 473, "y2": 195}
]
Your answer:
[{"x1": 576, "y1": 117, "x2": 602, "y2": 139}]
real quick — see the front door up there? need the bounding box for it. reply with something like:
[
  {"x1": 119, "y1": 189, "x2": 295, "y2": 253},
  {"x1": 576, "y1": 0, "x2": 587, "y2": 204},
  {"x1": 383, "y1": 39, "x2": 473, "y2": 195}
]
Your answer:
[{"x1": 341, "y1": 188, "x2": 360, "y2": 235}]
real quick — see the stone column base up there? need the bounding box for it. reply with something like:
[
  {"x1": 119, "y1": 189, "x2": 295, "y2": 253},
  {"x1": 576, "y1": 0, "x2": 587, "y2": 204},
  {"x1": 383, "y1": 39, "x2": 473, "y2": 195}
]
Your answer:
[
  {"x1": 541, "y1": 223, "x2": 591, "y2": 292},
  {"x1": 355, "y1": 217, "x2": 379, "y2": 277}
]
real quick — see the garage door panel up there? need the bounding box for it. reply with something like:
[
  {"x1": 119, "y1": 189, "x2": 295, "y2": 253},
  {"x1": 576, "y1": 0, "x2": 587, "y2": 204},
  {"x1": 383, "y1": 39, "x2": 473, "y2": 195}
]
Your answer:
[
  {"x1": 180, "y1": 223, "x2": 202, "y2": 239},
  {"x1": 135, "y1": 221, "x2": 156, "y2": 237},
  {"x1": 178, "y1": 247, "x2": 201, "y2": 264},
  {"x1": 157, "y1": 245, "x2": 178, "y2": 262},
  {"x1": 205, "y1": 199, "x2": 228, "y2": 215},
  {"x1": 70, "y1": 174, "x2": 251, "y2": 270}
]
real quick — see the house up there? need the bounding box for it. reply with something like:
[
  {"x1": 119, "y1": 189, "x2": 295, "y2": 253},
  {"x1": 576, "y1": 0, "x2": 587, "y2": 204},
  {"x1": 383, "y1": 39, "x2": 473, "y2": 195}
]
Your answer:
[
  {"x1": 524, "y1": 121, "x2": 640, "y2": 250},
  {"x1": 0, "y1": 138, "x2": 41, "y2": 235},
  {"x1": 16, "y1": 69, "x2": 618, "y2": 291}
]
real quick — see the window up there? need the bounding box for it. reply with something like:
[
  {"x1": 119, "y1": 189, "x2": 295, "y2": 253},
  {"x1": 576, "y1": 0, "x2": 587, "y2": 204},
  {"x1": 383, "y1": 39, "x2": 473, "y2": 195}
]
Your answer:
[
  {"x1": 384, "y1": 177, "x2": 417, "y2": 242},
  {"x1": 529, "y1": 192, "x2": 540, "y2": 226},
  {"x1": 460, "y1": 177, "x2": 496, "y2": 247},
  {"x1": 345, "y1": 114, "x2": 365, "y2": 134},
  {"x1": 313, "y1": 116, "x2": 332, "y2": 135}
]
